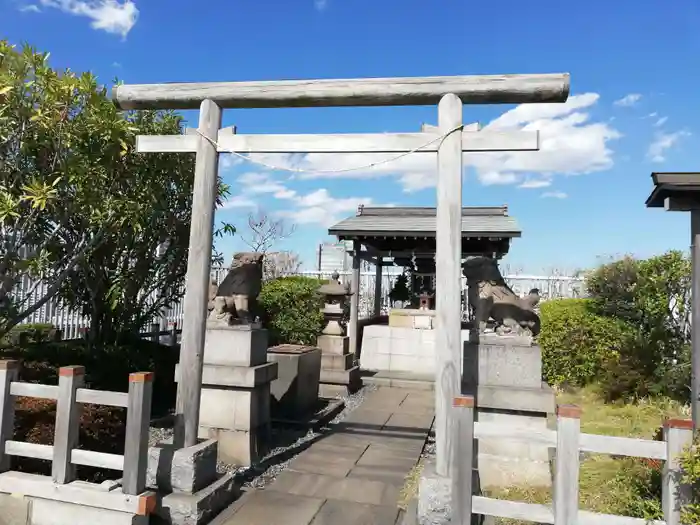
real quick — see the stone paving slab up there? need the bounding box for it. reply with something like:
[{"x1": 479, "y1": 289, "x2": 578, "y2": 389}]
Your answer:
[
  {"x1": 288, "y1": 445, "x2": 368, "y2": 478},
  {"x1": 222, "y1": 387, "x2": 432, "y2": 525},
  {"x1": 268, "y1": 470, "x2": 402, "y2": 507},
  {"x1": 347, "y1": 464, "x2": 413, "y2": 486},
  {"x1": 310, "y1": 500, "x2": 401, "y2": 525},
  {"x1": 383, "y1": 412, "x2": 435, "y2": 435},
  {"x1": 394, "y1": 392, "x2": 435, "y2": 415},
  {"x1": 356, "y1": 443, "x2": 420, "y2": 466},
  {"x1": 222, "y1": 490, "x2": 325, "y2": 525},
  {"x1": 311, "y1": 432, "x2": 373, "y2": 450},
  {"x1": 339, "y1": 408, "x2": 394, "y2": 427},
  {"x1": 359, "y1": 389, "x2": 408, "y2": 411}
]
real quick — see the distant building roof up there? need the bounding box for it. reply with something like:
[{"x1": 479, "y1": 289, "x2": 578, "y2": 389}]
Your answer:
[{"x1": 328, "y1": 205, "x2": 521, "y2": 238}]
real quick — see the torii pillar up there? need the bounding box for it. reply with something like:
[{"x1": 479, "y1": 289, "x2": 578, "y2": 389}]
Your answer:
[{"x1": 646, "y1": 172, "x2": 700, "y2": 432}]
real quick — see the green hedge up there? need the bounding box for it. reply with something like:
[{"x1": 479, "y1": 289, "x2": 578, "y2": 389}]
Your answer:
[
  {"x1": 0, "y1": 338, "x2": 178, "y2": 417},
  {"x1": 258, "y1": 276, "x2": 326, "y2": 346},
  {"x1": 539, "y1": 298, "x2": 633, "y2": 387},
  {"x1": 0, "y1": 323, "x2": 57, "y2": 348}
]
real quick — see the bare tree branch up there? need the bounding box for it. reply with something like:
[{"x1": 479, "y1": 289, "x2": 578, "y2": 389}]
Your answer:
[{"x1": 240, "y1": 209, "x2": 296, "y2": 254}]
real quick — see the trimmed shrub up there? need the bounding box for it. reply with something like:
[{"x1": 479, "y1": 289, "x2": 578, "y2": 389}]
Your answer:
[
  {"x1": 258, "y1": 276, "x2": 326, "y2": 346},
  {"x1": 0, "y1": 338, "x2": 177, "y2": 417},
  {"x1": 0, "y1": 323, "x2": 57, "y2": 347},
  {"x1": 539, "y1": 298, "x2": 633, "y2": 387}
]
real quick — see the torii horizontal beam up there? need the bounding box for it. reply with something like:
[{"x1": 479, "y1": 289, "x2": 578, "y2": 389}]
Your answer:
[
  {"x1": 136, "y1": 129, "x2": 539, "y2": 154},
  {"x1": 112, "y1": 73, "x2": 570, "y2": 110}
]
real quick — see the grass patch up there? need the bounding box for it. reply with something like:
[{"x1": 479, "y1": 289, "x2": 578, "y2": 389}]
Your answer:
[
  {"x1": 486, "y1": 386, "x2": 688, "y2": 525},
  {"x1": 399, "y1": 459, "x2": 424, "y2": 510}
]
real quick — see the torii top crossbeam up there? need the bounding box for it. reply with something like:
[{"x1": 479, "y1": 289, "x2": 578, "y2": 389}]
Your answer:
[{"x1": 112, "y1": 73, "x2": 569, "y2": 110}]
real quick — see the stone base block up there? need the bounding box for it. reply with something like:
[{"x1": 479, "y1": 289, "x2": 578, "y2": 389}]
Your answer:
[
  {"x1": 199, "y1": 384, "x2": 271, "y2": 432},
  {"x1": 462, "y1": 335, "x2": 541, "y2": 390},
  {"x1": 321, "y1": 352, "x2": 354, "y2": 370},
  {"x1": 319, "y1": 383, "x2": 352, "y2": 398},
  {"x1": 0, "y1": 472, "x2": 153, "y2": 525},
  {"x1": 475, "y1": 410, "x2": 552, "y2": 489},
  {"x1": 319, "y1": 365, "x2": 360, "y2": 398},
  {"x1": 388, "y1": 309, "x2": 435, "y2": 329},
  {"x1": 29, "y1": 499, "x2": 148, "y2": 525},
  {"x1": 147, "y1": 440, "x2": 218, "y2": 494},
  {"x1": 199, "y1": 426, "x2": 270, "y2": 467},
  {"x1": 0, "y1": 492, "x2": 32, "y2": 525},
  {"x1": 316, "y1": 334, "x2": 349, "y2": 356},
  {"x1": 320, "y1": 366, "x2": 360, "y2": 385},
  {"x1": 204, "y1": 325, "x2": 268, "y2": 367},
  {"x1": 155, "y1": 473, "x2": 238, "y2": 525},
  {"x1": 176, "y1": 362, "x2": 278, "y2": 389},
  {"x1": 267, "y1": 345, "x2": 321, "y2": 418}
]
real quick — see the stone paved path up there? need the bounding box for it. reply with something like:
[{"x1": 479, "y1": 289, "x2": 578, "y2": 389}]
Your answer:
[{"x1": 219, "y1": 387, "x2": 434, "y2": 525}]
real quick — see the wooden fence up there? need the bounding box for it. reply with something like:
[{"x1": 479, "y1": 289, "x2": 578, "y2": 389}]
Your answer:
[
  {"x1": 0, "y1": 360, "x2": 153, "y2": 496},
  {"x1": 450, "y1": 395, "x2": 695, "y2": 525}
]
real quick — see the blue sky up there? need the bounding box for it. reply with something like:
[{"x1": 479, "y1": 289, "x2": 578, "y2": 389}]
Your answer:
[{"x1": 3, "y1": 0, "x2": 700, "y2": 274}]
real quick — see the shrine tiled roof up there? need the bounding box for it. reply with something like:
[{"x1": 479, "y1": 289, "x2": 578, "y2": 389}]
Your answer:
[{"x1": 328, "y1": 205, "x2": 521, "y2": 238}]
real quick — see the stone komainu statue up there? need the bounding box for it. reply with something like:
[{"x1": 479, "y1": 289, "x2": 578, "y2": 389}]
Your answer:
[
  {"x1": 462, "y1": 256, "x2": 541, "y2": 336},
  {"x1": 207, "y1": 252, "x2": 265, "y2": 324}
]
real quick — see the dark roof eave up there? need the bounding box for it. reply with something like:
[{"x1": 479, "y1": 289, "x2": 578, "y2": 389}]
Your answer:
[
  {"x1": 646, "y1": 184, "x2": 700, "y2": 208},
  {"x1": 329, "y1": 229, "x2": 522, "y2": 238}
]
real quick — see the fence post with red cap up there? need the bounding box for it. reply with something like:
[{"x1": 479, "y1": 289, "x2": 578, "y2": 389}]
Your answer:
[
  {"x1": 451, "y1": 395, "x2": 474, "y2": 525},
  {"x1": 662, "y1": 418, "x2": 694, "y2": 525},
  {"x1": 0, "y1": 360, "x2": 18, "y2": 473},
  {"x1": 554, "y1": 404, "x2": 581, "y2": 525},
  {"x1": 123, "y1": 372, "x2": 154, "y2": 495},
  {"x1": 53, "y1": 365, "x2": 85, "y2": 484}
]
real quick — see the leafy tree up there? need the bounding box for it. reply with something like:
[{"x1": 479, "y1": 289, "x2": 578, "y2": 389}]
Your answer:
[
  {"x1": 0, "y1": 41, "x2": 234, "y2": 342},
  {"x1": 585, "y1": 251, "x2": 691, "y2": 401}
]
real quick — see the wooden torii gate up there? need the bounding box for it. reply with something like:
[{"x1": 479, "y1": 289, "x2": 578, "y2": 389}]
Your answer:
[{"x1": 112, "y1": 73, "x2": 570, "y2": 478}]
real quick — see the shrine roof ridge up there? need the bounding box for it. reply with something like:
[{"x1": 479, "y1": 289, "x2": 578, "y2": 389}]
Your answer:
[
  {"x1": 329, "y1": 205, "x2": 520, "y2": 238},
  {"x1": 355, "y1": 205, "x2": 509, "y2": 217}
]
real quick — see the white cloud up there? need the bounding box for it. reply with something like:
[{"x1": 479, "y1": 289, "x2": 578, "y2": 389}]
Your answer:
[
  {"x1": 239, "y1": 92, "x2": 620, "y2": 192},
  {"x1": 614, "y1": 93, "x2": 642, "y2": 107},
  {"x1": 541, "y1": 191, "x2": 568, "y2": 199},
  {"x1": 19, "y1": 4, "x2": 41, "y2": 12},
  {"x1": 519, "y1": 179, "x2": 552, "y2": 189},
  {"x1": 278, "y1": 188, "x2": 372, "y2": 226},
  {"x1": 647, "y1": 130, "x2": 691, "y2": 163},
  {"x1": 654, "y1": 116, "x2": 668, "y2": 127},
  {"x1": 220, "y1": 154, "x2": 243, "y2": 171},
  {"x1": 220, "y1": 195, "x2": 257, "y2": 210},
  {"x1": 225, "y1": 172, "x2": 373, "y2": 226},
  {"x1": 38, "y1": 0, "x2": 138, "y2": 38},
  {"x1": 314, "y1": 0, "x2": 328, "y2": 10},
  {"x1": 112, "y1": 61, "x2": 122, "y2": 68}
]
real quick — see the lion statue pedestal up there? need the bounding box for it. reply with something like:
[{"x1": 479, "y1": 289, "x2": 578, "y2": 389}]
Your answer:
[
  {"x1": 179, "y1": 252, "x2": 278, "y2": 466},
  {"x1": 459, "y1": 256, "x2": 555, "y2": 490}
]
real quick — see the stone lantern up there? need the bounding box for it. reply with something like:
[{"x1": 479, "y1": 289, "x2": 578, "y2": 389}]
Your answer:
[
  {"x1": 316, "y1": 272, "x2": 359, "y2": 396},
  {"x1": 317, "y1": 272, "x2": 351, "y2": 336}
]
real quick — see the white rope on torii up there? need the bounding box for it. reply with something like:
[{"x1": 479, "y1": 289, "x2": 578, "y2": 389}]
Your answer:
[{"x1": 112, "y1": 73, "x2": 570, "y2": 483}]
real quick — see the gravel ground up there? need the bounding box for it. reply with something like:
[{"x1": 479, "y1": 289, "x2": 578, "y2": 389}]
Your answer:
[
  {"x1": 415, "y1": 438, "x2": 454, "y2": 525},
  {"x1": 147, "y1": 383, "x2": 377, "y2": 490}
]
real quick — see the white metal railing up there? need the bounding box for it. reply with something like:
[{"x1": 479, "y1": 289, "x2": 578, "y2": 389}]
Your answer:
[{"x1": 11, "y1": 269, "x2": 585, "y2": 340}]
